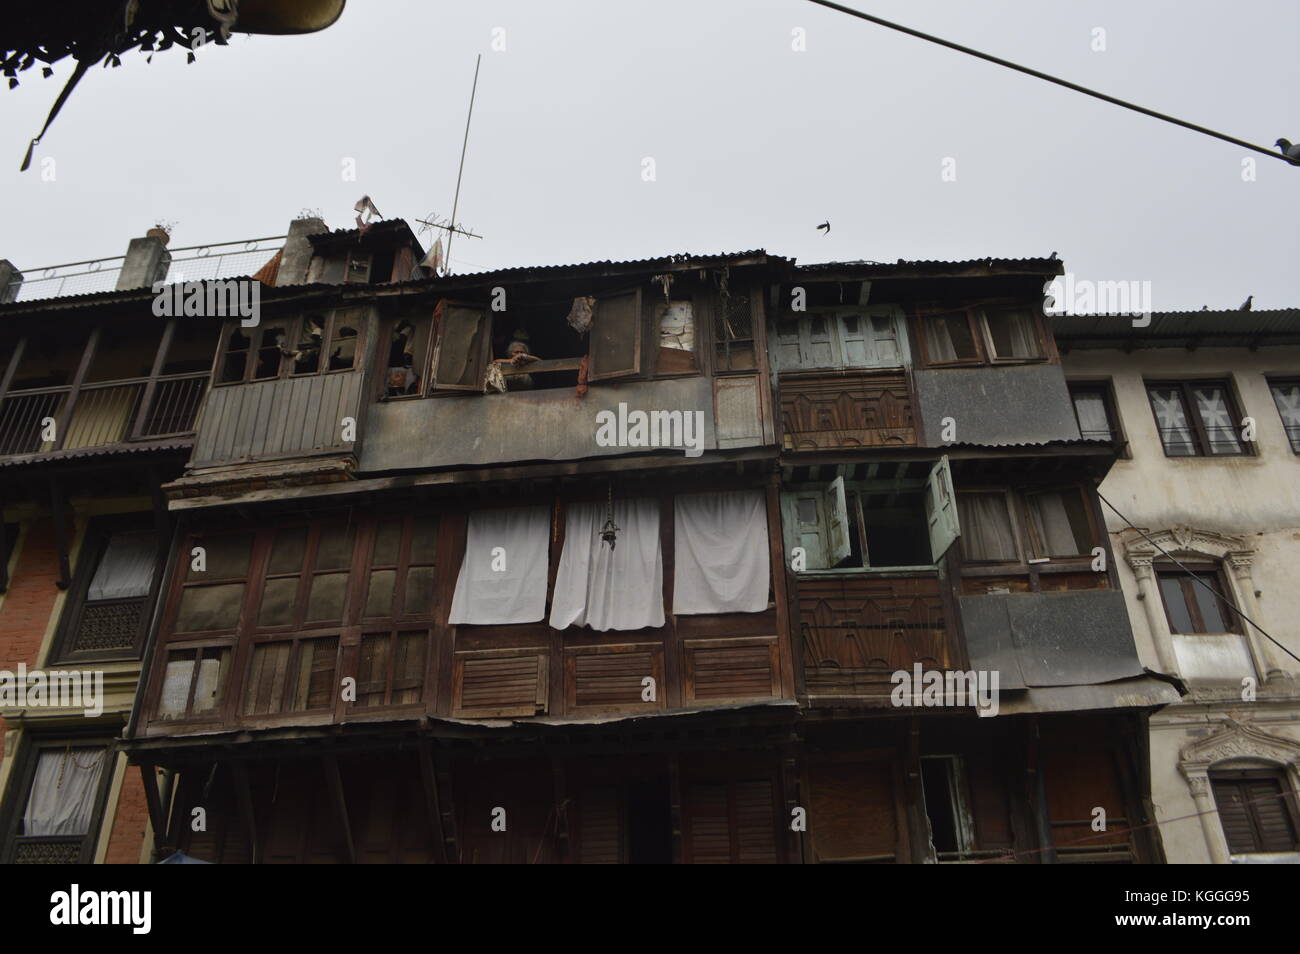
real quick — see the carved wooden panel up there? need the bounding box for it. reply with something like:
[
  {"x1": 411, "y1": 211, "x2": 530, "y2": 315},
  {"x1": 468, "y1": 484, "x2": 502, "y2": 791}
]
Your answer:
[
  {"x1": 779, "y1": 371, "x2": 915, "y2": 451},
  {"x1": 795, "y1": 574, "x2": 949, "y2": 699}
]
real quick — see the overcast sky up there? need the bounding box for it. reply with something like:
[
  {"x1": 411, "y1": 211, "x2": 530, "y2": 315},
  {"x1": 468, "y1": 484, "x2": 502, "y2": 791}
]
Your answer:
[{"x1": 3, "y1": 0, "x2": 1297, "y2": 310}]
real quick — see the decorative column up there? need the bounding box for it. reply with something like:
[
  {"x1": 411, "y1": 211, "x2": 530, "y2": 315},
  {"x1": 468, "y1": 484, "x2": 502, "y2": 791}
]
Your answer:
[
  {"x1": 1226, "y1": 553, "x2": 1286, "y2": 679},
  {"x1": 1180, "y1": 768, "x2": 1231, "y2": 864},
  {"x1": 1129, "y1": 557, "x2": 1179, "y2": 675}
]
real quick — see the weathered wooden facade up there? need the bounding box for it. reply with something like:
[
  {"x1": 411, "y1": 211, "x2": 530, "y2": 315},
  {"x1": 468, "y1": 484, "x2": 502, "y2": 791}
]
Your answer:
[{"x1": 0, "y1": 220, "x2": 1176, "y2": 863}]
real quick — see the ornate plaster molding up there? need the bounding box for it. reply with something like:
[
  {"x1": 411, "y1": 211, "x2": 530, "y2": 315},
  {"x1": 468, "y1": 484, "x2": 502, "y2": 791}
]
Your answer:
[
  {"x1": 1124, "y1": 527, "x2": 1253, "y2": 570},
  {"x1": 1179, "y1": 717, "x2": 1300, "y2": 778}
]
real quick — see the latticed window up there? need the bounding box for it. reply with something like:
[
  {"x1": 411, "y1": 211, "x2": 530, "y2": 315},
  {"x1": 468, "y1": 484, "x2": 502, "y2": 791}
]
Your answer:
[
  {"x1": 54, "y1": 524, "x2": 158, "y2": 661},
  {"x1": 715, "y1": 293, "x2": 755, "y2": 371}
]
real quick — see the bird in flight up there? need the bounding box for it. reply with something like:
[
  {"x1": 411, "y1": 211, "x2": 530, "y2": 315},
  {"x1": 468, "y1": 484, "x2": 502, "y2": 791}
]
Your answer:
[{"x1": 816, "y1": 221, "x2": 830, "y2": 235}]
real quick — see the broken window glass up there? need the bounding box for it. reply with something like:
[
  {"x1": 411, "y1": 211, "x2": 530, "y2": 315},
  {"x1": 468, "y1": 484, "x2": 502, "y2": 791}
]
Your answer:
[{"x1": 657, "y1": 300, "x2": 696, "y2": 373}]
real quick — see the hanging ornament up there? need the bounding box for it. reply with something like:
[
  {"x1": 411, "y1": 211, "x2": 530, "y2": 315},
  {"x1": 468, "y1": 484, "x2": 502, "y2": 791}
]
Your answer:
[{"x1": 599, "y1": 483, "x2": 620, "y2": 550}]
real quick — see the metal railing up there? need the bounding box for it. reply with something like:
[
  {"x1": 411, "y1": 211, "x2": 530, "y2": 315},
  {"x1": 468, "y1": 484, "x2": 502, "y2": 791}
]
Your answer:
[
  {"x1": 0, "y1": 371, "x2": 208, "y2": 458},
  {"x1": 4, "y1": 236, "x2": 284, "y2": 303}
]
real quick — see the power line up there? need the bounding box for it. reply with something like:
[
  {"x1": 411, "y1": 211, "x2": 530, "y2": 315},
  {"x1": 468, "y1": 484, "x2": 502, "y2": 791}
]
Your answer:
[
  {"x1": 803, "y1": 0, "x2": 1295, "y2": 164},
  {"x1": 1097, "y1": 491, "x2": 1299, "y2": 666}
]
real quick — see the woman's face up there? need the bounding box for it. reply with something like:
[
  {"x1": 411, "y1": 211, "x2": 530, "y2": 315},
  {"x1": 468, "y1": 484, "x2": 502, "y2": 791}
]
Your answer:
[{"x1": 508, "y1": 341, "x2": 527, "y2": 357}]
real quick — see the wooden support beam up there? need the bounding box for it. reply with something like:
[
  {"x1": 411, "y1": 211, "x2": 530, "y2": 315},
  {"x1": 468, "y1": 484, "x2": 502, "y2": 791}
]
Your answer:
[
  {"x1": 417, "y1": 741, "x2": 450, "y2": 864},
  {"x1": 132, "y1": 319, "x2": 176, "y2": 440},
  {"x1": 138, "y1": 762, "x2": 168, "y2": 859},
  {"x1": 668, "y1": 751, "x2": 683, "y2": 864},
  {"x1": 52, "y1": 326, "x2": 100, "y2": 452},
  {"x1": 230, "y1": 760, "x2": 259, "y2": 864},
  {"x1": 323, "y1": 755, "x2": 356, "y2": 864},
  {"x1": 551, "y1": 758, "x2": 569, "y2": 862}
]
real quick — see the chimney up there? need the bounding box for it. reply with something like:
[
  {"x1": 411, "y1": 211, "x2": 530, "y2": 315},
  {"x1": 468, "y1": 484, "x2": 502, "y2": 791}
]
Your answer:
[
  {"x1": 0, "y1": 260, "x2": 23, "y2": 303},
  {"x1": 116, "y1": 231, "x2": 172, "y2": 290},
  {"x1": 275, "y1": 216, "x2": 328, "y2": 286}
]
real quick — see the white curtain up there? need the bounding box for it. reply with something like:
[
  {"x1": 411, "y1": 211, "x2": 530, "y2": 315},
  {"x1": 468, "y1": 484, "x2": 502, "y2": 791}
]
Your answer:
[
  {"x1": 448, "y1": 506, "x2": 550, "y2": 625},
  {"x1": 1027, "y1": 492, "x2": 1082, "y2": 556},
  {"x1": 87, "y1": 532, "x2": 157, "y2": 601},
  {"x1": 924, "y1": 316, "x2": 959, "y2": 362},
  {"x1": 1072, "y1": 392, "x2": 1112, "y2": 440},
  {"x1": 986, "y1": 308, "x2": 1037, "y2": 358},
  {"x1": 550, "y1": 498, "x2": 664, "y2": 631},
  {"x1": 673, "y1": 490, "x2": 770, "y2": 615},
  {"x1": 957, "y1": 494, "x2": 1019, "y2": 561},
  {"x1": 22, "y1": 748, "x2": 107, "y2": 836}
]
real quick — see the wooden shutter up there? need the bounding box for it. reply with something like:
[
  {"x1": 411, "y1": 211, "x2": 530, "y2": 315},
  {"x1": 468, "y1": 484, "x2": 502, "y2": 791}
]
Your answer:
[
  {"x1": 576, "y1": 785, "x2": 624, "y2": 863},
  {"x1": 1212, "y1": 774, "x2": 1298, "y2": 854},
  {"x1": 809, "y1": 759, "x2": 902, "y2": 862},
  {"x1": 683, "y1": 776, "x2": 780, "y2": 864},
  {"x1": 824, "y1": 475, "x2": 851, "y2": 566},
  {"x1": 782, "y1": 492, "x2": 827, "y2": 570},
  {"x1": 431, "y1": 300, "x2": 488, "y2": 391},
  {"x1": 925, "y1": 455, "x2": 959, "y2": 561},
  {"x1": 589, "y1": 288, "x2": 642, "y2": 381}
]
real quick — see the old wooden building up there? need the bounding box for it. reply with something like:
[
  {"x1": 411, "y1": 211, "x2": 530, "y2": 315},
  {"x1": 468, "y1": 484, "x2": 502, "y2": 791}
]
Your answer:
[{"x1": 0, "y1": 219, "x2": 1179, "y2": 863}]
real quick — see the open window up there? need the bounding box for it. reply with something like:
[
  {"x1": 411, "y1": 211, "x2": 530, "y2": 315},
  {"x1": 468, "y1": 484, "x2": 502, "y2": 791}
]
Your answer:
[
  {"x1": 655, "y1": 299, "x2": 697, "y2": 374},
  {"x1": 590, "y1": 288, "x2": 642, "y2": 381},
  {"x1": 921, "y1": 755, "x2": 975, "y2": 861},
  {"x1": 918, "y1": 303, "x2": 1046, "y2": 367},
  {"x1": 781, "y1": 457, "x2": 956, "y2": 571},
  {"x1": 430, "y1": 300, "x2": 490, "y2": 391},
  {"x1": 956, "y1": 485, "x2": 1099, "y2": 566},
  {"x1": 383, "y1": 318, "x2": 430, "y2": 397}
]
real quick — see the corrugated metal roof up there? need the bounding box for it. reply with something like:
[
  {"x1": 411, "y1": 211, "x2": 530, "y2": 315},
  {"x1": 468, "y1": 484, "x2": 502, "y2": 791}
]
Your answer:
[
  {"x1": 1051, "y1": 309, "x2": 1300, "y2": 347},
  {"x1": 796, "y1": 256, "x2": 1062, "y2": 276},
  {"x1": 0, "y1": 439, "x2": 193, "y2": 469},
  {"x1": 436, "y1": 249, "x2": 784, "y2": 282}
]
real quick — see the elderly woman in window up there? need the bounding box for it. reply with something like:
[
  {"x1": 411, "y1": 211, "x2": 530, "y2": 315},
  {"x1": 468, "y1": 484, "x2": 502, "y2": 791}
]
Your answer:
[{"x1": 486, "y1": 332, "x2": 541, "y2": 392}]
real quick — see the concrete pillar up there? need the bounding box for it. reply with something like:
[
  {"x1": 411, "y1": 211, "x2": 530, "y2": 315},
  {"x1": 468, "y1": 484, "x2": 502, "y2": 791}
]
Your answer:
[
  {"x1": 274, "y1": 216, "x2": 328, "y2": 286},
  {"x1": 0, "y1": 260, "x2": 23, "y2": 303},
  {"x1": 1227, "y1": 556, "x2": 1286, "y2": 679},
  {"x1": 115, "y1": 236, "x2": 171, "y2": 290}
]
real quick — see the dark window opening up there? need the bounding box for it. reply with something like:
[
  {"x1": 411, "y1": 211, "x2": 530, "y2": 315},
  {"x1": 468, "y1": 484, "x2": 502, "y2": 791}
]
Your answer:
[
  {"x1": 291, "y1": 316, "x2": 324, "y2": 375},
  {"x1": 921, "y1": 756, "x2": 972, "y2": 859},
  {"x1": 716, "y1": 293, "x2": 755, "y2": 371},
  {"x1": 385, "y1": 320, "x2": 424, "y2": 396},
  {"x1": 329, "y1": 325, "x2": 358, "y2": 371},
  {"x1": 220, "y1": 329, "x2": 250, "y2": 383},
  {"x1": 1157, "y1": 566, "x2": 1239, "y2": 634},
  {"x1": 490, "y1": 313, "x2": 583, "y2": 391},
  {"x1": 860, "y1": 491, "x2": 931, "y2": 567},
  {"x1": 627, "y1": 776, "x2": 673, "y2": 864},
  {"x1": 369, "y1": 247, "x2": 395, "y2": 285},
  {"x1": 254, "y1": 327, "x2": 287, "y2": 380}
]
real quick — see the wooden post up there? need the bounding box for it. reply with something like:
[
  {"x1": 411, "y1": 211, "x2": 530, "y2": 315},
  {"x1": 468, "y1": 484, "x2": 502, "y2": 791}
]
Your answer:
[{"x1": 323, "y1": 755, "x2": 356, "y2": 864}]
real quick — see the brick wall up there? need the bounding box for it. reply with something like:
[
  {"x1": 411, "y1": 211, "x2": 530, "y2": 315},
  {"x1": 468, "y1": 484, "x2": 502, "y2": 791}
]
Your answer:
[{"x1": 104, "y1": 764, "x2": 152, "y2": 864}]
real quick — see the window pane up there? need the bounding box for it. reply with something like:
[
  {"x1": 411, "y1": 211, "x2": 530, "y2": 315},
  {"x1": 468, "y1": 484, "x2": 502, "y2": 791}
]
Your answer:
[
  {"x1": 925, "y1": 314, "x2": 977, "y2": 361},
  {"x1": 191, "y1": 649, "x2": 229, "y2": 714},
  {"x1": 1026, "y1": 491, "x2": 1090, "y2": 557},
  {"x1": 316, "y1": 525, "x2": 355, "y2": 570},
  {"x1": 1191, "y1": 574, "x2": 1232, "y2": 632},
  {"x1": 1269, "y1": 382, "x2": 1300, "y2": 452},
  {"x1": 175, "y1": 583, "x2": 245, "y2": 632},
  {"x1": 410, "y1": 516, "x2": 438, "y2": 564},
  {"x1": 1158, "y1": 576, "x2": 1196, "y2": 633},
  {"x1": 23, "y1": 748, "x2": 107, "y2": 837},
  {"x1": 1148, "y1": 387, "x2": 1197, "y2": 456},
  {"x1": 257, "y1": 577, "x2": 298, "y2": 626},
  {"x1": 372, "y1": 520, "x2": 402, "y2": 566},
  {"x1": 290, "y1": 637, "x2": 338, "y2": 711},
  {"x1": 242, "y1": 642, "x2": 293, "y2": 715},
  {"x1": 956, "y1": 494, "x2": 1018, "y2": 562},
  {"x1": 158, "y1": 650, "x2": 197, "y2": 718},
  {"x1": 356, "y1": 633, "x2": 391, "y2": 707},
  {"x1": 329, "y1": 325, "x2": 358, "y2": 371},
  {"x1": 405, "y1": 566, "x2": 435, "y2": 616},
  {"x1": 254, "y1": 327, "x2": 286, "y2": 379},
  {"x1": 983, "y1": 308, "x2": 1040, "y2": 359},
  {"x1": 796, "y1": 498, "x2": 818, "y2": 526},
  {"x1": 1192, "y1": 386, "x2": 1242, "y2": 455},
  {"x1": 1071, "y1": 390, "x2": 1113, "y2": 441},
  {"x1": 87, "y1": 531, "x2": 157, "y2": 601},
  {"x1": 188, "y1": 533, "x2": 252, "y2": 580},
  {"x1": 267, "y1": 526, "x2": 307, "y2": 575},
  {"x1": 393, "y1": 631, "x2": 427, "y2": 705},
  {"x1": 364, "y1": 569, "x2": 396, "y2": 617},
  {"x1": 306, "y1": 572, "x2": 347, "y2": 621}
]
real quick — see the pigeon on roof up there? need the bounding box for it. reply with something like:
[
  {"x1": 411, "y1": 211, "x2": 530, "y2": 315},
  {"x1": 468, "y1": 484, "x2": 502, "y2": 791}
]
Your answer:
[{"x1": 1239, "y1": 295, "x2": 1253, "y2": 312}]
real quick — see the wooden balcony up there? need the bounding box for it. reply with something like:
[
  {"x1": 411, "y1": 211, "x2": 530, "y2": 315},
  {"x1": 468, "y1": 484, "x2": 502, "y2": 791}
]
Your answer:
[{"x1": 779, "y1": 370, "x2": 915, "y2": 452}]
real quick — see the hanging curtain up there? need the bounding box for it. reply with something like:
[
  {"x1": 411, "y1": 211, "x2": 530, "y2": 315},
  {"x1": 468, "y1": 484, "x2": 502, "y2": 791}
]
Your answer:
[
  {"x1": 673, "y1": 490, "x2": 770, "y2": 615},
  {"x1": 549, "y1": 498, "x2": 664, "y2": 631},
  {"x1": 957, "y1": 493, "x2": 1019, "y2": 561},
  {"x1": 1193, "y1": 386, "x2": 1241, "y2": 454},
  {"x1": 448, "y1": 506, "x2": 550, "y2": 625},
  {"x1": 87, "y1": 532, "x2": 157, "y2": 601},
  {"x1": 924, "y1": 316, "x2": 959, "y2": 362},
  {"x1": 22, "y1": 748, "x2": 106, "y2": 837},
  {"x1": 986, "y1": 308, "x2": 1038, "y2": 358},
  {"x1": 1026, "y1": 492, "x2": 1083, "y2": 556},
  {"x1": 1072, "y1": 392, "x2": 1112, "y2": 440}
]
